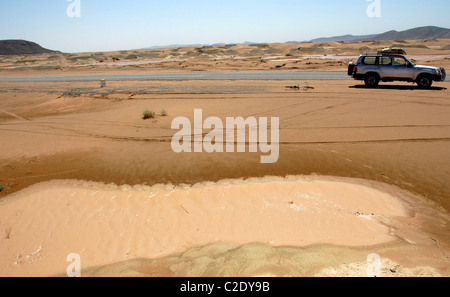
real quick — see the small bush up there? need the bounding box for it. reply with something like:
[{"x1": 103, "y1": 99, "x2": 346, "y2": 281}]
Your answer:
[
  {"x1": 62, "y1": 90, "x2": 82, "y2": 97},
  {"x1": 0, "y1": 185, "x2": 4, "y2": 192},
  {"x1": 143, "y1": 110, "x2": 155, "y2": 120},
  {"x1": 160, "y1": 109, "x2": 168, "y2": 116}
]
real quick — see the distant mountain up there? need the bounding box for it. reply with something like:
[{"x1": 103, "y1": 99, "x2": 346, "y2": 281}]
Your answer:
[
  {"x1": 372, "y1": 26, "x2": 450, "y2": 40},
  {"x1": 143, "y1": 26, "x2": 450, "y2": 51},
  {"x1": 309, "y1": 26, "x2": 450, "y2": 42},
  {"x1": 0, "y1": 40, "x2": 59, "y2": 55},
  {"x1": 310, "y1": 34, "x2": 378, "y2": 43}
]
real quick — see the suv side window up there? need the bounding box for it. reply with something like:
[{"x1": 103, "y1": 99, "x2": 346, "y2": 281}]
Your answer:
[
  {"x1": 362, "y1": 56, "x2": 377, "y2": 65},
  {"x1": 394, "y1": 57, "x2": 408, "y2": 66},
  {"x1": 379, "y1": 57, "x2": 392, "y2": 66}
]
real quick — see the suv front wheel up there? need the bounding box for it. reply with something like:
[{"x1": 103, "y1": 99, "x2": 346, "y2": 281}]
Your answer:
[
  {"x1": 416, "y1": 75, "x2": 433, "y2": 88},
  {"x1": 364, "y1": 73, "x2": 380, "y2": 88}
]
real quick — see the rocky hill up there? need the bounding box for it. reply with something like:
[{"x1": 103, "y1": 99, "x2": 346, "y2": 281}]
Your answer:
[{"x1": 0, "y1": 40, "x2": 59, "y2": 55}]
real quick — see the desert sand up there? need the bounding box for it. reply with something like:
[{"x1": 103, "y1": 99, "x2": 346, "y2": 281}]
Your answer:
[
  {"x1": 0, "y1": 40, "x2": 449, "y2": 277},
  {"x1": 0, "y1": 176, "x2": 446, "y2": 277}
]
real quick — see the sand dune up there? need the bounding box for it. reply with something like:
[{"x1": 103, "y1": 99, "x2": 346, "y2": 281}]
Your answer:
[{"x1": 1, "y1": 39, "x2": 449, "y2": 75}]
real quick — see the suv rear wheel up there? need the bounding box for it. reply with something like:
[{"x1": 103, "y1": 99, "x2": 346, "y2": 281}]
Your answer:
[
  {"x1": 416, "y1": 75, "x2": 433, "y2": 88},
  {"x1": 364, "y1": 73, "x2": 380, "y2": 88}
]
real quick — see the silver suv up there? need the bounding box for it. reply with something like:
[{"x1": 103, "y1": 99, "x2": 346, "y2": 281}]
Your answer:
[{"x1": 348, "y1": 49, "x2": 446, "y2": 88}]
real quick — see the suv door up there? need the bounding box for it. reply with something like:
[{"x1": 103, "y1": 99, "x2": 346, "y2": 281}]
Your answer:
[
  {"x1": 377, "y1": 56, "x2": 394, "y2": 78},
  {"x1": 392, "y1": 56, "x2": 414, "y2": 78}
]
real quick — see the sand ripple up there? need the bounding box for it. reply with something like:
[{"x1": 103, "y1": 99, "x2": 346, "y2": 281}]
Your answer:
[{"x1": 0, "y1": 175, "x2": 425, "y2": 276}]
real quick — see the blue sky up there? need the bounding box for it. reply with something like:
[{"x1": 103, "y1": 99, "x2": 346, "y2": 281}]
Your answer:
[{"x1": 0, "y1": 0, "x2": 449, "y2": 53}]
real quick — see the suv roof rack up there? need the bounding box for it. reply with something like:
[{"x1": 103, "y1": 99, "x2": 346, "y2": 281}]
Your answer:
[{"x1": 377, "y1": 48, "x2": 406, "y2": 55}]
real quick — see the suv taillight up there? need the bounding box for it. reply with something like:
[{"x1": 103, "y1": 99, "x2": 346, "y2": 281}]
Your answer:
[{"x1": 354, "y1": 66, "x2": 358, "y2": 73}]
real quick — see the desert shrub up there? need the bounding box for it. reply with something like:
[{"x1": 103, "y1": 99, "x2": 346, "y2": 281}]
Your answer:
[
  {"x1": 91, "y1": 55, "x2": 105, "y2": 62},
  {"x1": 245, "y1": 48, "x2": 266, "y2": 56},
  {"x1": 140, "y1": 53, "x2": 161, "y2": 59},
  {"x1": 66, "y1": 55, "x2": 91, "y2": 62},
  {"x1": 125, "y1": 54, "x2": 139, "y2": 60},
  {"x1": 314, "y1": 43, "x2": 331, "y2": 47},
  {"x1": 225, "y1": 50, "x2": 239, "y2": 55},
  {"x1": 0, "y1": 185, "x2": 4, "y2": 192},
  {"x1": 297, "y1": 47, "x2": 320, "y2": 52},
  {"x1": 201, "y1": 49, "x2": 226, "y2": 56},
  {"x1": 143, "y1": 110, "x2": 155, "y2": 120},
  {"x1": 160, "y1": 109, "x2": 168, "y2": 116},
  {"x1": 15, "y1": 59, "x2": 38, "y2": 64},
  {"x1": 183, "y1": 51, "x2": 203, "y2": 58},
  {"x1": 63, "y1": 89, "x2": 82, "y2": 97},
  {"x1": 220, "y1": 44, "x2": 237, "y2": 49},
  {"x1": 249, "y1": 43, "x2": 270, "y2": 48},
  {"x1": 47, "y1": 55, "x2": 63, "y2": 60},
  {"x1": 265, "y1": 48, "x2": 283, "y2": 54}
]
